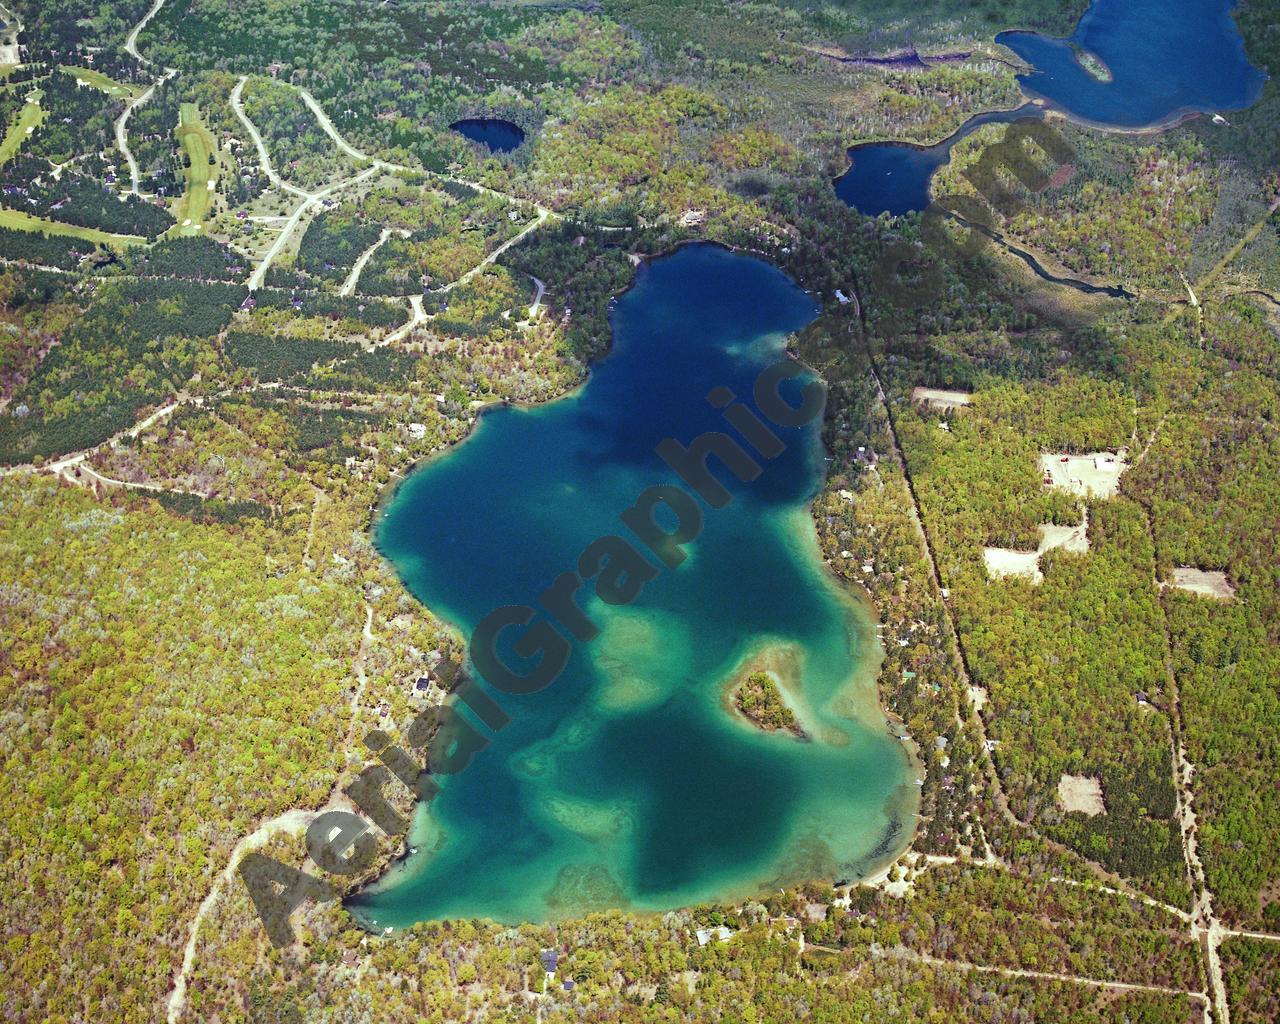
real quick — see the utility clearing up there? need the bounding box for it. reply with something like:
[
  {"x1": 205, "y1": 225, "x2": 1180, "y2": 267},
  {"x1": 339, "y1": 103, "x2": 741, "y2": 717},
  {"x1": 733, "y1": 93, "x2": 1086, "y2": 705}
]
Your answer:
[
  {"x1": 1040, "y1": 450, "x2": 1128, "y2": 498},
  {"x1": 983, "y1": 511, "x2": 1089, "y2": 584},
  {"x1": 912, "y1": 386, "x2": 972, "y2": 410},
  {"x1": 1164, "y1": 567, "x2": 1236, "y2": 600}
]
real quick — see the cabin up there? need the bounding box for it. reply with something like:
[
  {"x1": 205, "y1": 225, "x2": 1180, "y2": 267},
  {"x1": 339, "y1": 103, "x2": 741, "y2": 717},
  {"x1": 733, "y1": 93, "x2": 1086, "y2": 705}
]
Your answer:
[{"x1": 695, "y1": 926, "x2": 733, "y2": 946}]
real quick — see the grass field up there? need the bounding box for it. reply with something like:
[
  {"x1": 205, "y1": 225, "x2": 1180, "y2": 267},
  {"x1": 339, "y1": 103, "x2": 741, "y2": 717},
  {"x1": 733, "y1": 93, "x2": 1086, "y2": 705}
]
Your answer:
[
  {"x1": 0, "y1": 206, "x2": 145, "y2": 247},
  {"x1": 0, "y1": 92, "x2": 45, "y2": 166},
  {"x1": 173, "y1": 103, "x2": 218, "y2": 236},
  {"x1": 60, "y1": 65, "x2": 144, "y2": 100}
]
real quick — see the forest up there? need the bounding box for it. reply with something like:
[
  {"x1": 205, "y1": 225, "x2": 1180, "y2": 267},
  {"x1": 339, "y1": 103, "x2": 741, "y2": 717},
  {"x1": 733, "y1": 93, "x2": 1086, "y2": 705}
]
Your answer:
[
  {"x1": 0, "y1": 0, "x2": 1277, "y2": 1020},
  {"x1": 734, "y1": 671, "x2": 802, "y2": 735}
]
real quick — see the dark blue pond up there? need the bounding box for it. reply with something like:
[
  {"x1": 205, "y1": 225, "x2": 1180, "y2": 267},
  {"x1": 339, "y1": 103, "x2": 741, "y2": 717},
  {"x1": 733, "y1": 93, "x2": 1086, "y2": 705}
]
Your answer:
[
  {"x1": 834, "y1": 104, "x2": 1043, "y2": 217},
  {"x1": 836, "y1": 0, "x2": 1265, "y2": 216},
  {"x1": 450, "y1": 117, "x2": 526, "y2": 153},
  {"x1": 998, "y1": 0, "x2": 1265, "y2": 128},
  {"x1": 355, "y1": 244, "x2": 916, "y2": 926}
]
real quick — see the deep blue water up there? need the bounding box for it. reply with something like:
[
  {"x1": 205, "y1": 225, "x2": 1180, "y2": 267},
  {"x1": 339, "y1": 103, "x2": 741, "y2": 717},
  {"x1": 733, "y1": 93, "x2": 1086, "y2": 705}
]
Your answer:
[
  {"x1": 835, "y1": 0, "x2": 1265, "y2": 216},
  {"x1": 356, "y1": 244, "x2": 916, "y2": 925},
  {"x1": 998, "y1": 0, "x2": 1265, "y2": 128},
  {"x1": 834, "y1": 104, "x2": 1043, "y2": 216},
  {"x1": 450, "y1": 117, "x2": 526, "y2": 153}
]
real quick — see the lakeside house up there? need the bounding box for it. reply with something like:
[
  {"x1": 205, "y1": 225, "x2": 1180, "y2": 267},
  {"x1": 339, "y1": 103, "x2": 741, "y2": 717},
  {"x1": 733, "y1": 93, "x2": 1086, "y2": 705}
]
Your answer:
[{"x1": 695, "y1": 926, "x2": 734, "y2": 947}]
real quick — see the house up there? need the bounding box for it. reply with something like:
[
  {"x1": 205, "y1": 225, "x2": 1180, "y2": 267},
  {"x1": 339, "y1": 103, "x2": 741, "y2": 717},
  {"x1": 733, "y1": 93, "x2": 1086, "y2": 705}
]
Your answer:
[
  {"x1": 695, "y1": 926, "x2": 733, "y2": 947},
  {"x1": 538, "y1": 949, "x2": 558, "y2": 977}
]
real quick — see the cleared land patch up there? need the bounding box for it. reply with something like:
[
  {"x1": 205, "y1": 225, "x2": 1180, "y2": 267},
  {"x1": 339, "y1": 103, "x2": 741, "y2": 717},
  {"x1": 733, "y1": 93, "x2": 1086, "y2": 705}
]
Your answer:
[
  {"x1": 1040, "y1": 450, "x2": 1128, "y2": 498},
  {"x1": 0, "y1": 12, "x2": 16, "y2": 66},
  {"x1": 1058, "y1": 774, "x2": 1106, "y2": 816},
  {"x1": 1165, "y1": 567, "x2": 1235, "y2": 601},
  {"x1": 912, "y1": 386, "x2": 972, "y2": 410},
  {"x1": 983, "y1": 511, "x2": 1089, "y2": 584}
]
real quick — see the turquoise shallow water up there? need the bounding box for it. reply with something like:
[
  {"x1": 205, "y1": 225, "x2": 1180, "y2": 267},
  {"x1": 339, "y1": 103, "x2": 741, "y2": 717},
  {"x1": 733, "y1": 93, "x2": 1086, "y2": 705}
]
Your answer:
[{"x1": 356, "y1": 244, "x2": 917, "y2": 925}]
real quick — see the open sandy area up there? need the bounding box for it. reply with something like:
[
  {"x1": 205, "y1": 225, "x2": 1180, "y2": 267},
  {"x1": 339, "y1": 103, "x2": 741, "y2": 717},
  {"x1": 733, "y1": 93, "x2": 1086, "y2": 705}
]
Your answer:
[
  {"x1": 983, "y1": 511, "x2": 1089, "y2": 584},
  {"x1": 1166, "y1": 567, "x2": 1236, "y2": 600},
  {"x1": 912, "y1": 387, "x2": 973, "y2": 411},
  {"x1": 1058, "y1": 774, "x2": 1106, "y2": 816},
  {"x1": 1040, "y1": 451, "x2": 1128, "y2": 498}
]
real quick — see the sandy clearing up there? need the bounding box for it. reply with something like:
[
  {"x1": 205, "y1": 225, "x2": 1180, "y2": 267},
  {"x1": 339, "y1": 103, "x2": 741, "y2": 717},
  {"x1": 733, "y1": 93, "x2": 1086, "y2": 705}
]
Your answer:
[
  {"x1": 0, "y1": 1, "x2": 19, "y2": 65},
  {"x1": 1040, "y1": 451, "x2": 1128, "y2": 498},
  {"x1": 983, "y1": 511, "x2": 1089, "y2": 583},
  {"x1": 1166, "y1": 567, "x2": 1235, "y2": 600},
  {"x1": 912, "y1": 386, "x2": 972, "y2": 410},
  {"x1": 983, "y1": 546, "x2": 1041, "y2": 581},
  {"x1": 1058, "y1": 774, "x2": 1106, "y2": 816},
  {"x1": 1040, "y1": 519, "x2": 1089, "y2": 555}
]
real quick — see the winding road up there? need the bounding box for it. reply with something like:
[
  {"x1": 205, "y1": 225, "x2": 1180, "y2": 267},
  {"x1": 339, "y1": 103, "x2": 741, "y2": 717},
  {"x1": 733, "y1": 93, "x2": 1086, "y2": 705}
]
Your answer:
[
  {"x1": 124, "y1": 0, "x2": 171, "y2": 66},
  {"x1": 340, "y1": 227, "x2": 392, "y2": 296},
  {"x1": 165, "y1": 809, "x2": 317, "y2": 1024},
  {"x1": 230, "y1": 76, "x2": 380, "y2": 289}
]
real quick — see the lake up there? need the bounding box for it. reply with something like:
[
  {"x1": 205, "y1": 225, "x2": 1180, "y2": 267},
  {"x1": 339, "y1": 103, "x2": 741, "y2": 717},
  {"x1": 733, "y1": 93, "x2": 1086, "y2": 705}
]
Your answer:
[
  {"x1": 836, "y1": 0, "x2": 1265, "y2": 216},
  {"x1": 998, "y1": 0, "x2": 1265, "y2": 129},
  {"x1": 450, "y1": 117, "x2": 526, "y2": 153},
  {"x1": 356, "y1": 243, "x2": 917, "y2": 925},
  {"x1": 834, "y1": 104, "x2": 1043, "y2": 217}
]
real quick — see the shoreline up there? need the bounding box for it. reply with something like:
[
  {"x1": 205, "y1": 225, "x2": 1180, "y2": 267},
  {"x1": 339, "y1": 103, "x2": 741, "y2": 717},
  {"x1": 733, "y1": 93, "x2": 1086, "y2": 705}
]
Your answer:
[{"x1": 356, "y1": 240, "x2": 922, "y2": 929}]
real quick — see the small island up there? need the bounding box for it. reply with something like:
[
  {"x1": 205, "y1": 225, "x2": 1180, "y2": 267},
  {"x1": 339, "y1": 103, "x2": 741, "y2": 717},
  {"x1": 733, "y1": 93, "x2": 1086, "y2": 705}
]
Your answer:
[
  {"x1": 1071, "y1": 46, "x2": 1113, "y2": 83},
  {"x1": 735, "y1": 671, "x2": 805, "y2": 738}
]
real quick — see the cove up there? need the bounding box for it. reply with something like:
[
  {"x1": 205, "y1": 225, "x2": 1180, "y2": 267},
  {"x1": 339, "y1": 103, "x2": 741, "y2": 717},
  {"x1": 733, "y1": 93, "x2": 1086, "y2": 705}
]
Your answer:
[
  {"x1": 997, "y1": 0, "x2": 1265, "y2": 129},
  {"x1": 356, "y1": 243, "x2": 917, "y2": 926},
  {"x1": 834, "y1": 103, "x2": 1043, "y2": 217},
  {"x1": 450, "y1": 117, "x2": 526, "y2": 153}
]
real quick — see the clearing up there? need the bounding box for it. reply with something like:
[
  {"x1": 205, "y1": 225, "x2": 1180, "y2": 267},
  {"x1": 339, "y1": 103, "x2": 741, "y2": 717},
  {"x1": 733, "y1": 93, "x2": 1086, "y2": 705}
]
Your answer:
[
  {"x1": 0, "y1": 5, "x2": 17, "y2": 66},
  {"x1": 1040, "y1": 450, "x2": 1128, "y2": 498},
  {"x1": 1058, "y1": 774, "x2": 1106, "y2": 816},
  {"x1": 173, "y1": 103, "x2": 218, "y2": 235},
  {"x1": 912, "y1": 386, "x2": 972, "y2": 410},
  {"x1": 983, "y1": 511, "x2": 1089, "y2": 584},
  {"x1": 1164, "y1": 567, "x2": 1235, "y2": 601}
]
